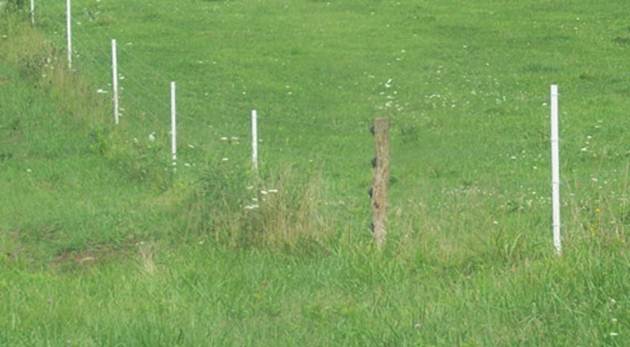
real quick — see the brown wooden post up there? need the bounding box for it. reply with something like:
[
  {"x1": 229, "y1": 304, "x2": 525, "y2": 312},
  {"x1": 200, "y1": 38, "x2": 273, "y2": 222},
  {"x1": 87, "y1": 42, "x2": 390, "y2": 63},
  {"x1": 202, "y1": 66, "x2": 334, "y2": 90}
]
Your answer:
[{"x1": 371, "y1": 118, "x2": 390, "y2": 248}]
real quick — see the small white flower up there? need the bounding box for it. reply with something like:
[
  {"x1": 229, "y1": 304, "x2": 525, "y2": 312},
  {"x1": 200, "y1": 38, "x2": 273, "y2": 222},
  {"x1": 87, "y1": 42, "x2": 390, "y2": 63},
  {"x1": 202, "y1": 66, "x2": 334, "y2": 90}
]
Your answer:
[
  {"x1": 610, "y1": 332, "x2": 619, "y2": 337},
  {"x1": 220, "y1": 137, "x2": 228, "y2": 141},
  {"x1": 148, "y1": 132, "x2": 156, "y2": 142},
  {"x1": 96, "y1": 89, "x2": 108, "y2": 94},
  {"x1": 260, "y1": 190, "x2": 268, "y2": 195},
  {"x1": 268, "y1": 189, "x2": 278, "y2": 193},
  {"x1": 221, "y1": 157, "x2": 229, "y2": 162}
]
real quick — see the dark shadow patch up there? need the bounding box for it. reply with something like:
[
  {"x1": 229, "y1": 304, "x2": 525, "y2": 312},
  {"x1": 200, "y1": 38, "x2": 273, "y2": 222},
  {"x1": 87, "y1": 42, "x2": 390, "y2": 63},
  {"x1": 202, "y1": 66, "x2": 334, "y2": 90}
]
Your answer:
[
  {"x1": 50, "y1": 242, "x2": 134, "y2": 272},
  {"x1": 0, "y1": 152, "x2": 13, "y2": 162},
  {"x1": 579, "y1": 72, "x2": 597, "y2": 81},
  {"x1": 529, "y1": 34, "x2": 572, "y2": 44},
  {"x1": 613, "y1": 36, "x2": 630, "y2": 46},
  {"x1": 522, "y1": 63, "x2": 559, "y2": 74}
]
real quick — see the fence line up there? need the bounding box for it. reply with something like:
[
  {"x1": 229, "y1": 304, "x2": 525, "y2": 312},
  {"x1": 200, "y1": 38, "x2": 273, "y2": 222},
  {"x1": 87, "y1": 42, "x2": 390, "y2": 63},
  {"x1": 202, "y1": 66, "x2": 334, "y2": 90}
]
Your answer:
[
  {"x1": 171, "y1": 81, "x2": 177, "y2": 168},
  {"x1": 22, "y1": 3, "x2": 577, "y2": 252},
  {"x1": 65, "y1": 0, "x2": 72, "y2": 69},
  {"x1": 111, "y1": 39, "x2": 119, "y2": 125},
  {"x1": 29, "y1": 0, "x2": 34, "y2": 25},
  {"x1": 550, "y1": 85, "x2": 562, "y2": 255}
]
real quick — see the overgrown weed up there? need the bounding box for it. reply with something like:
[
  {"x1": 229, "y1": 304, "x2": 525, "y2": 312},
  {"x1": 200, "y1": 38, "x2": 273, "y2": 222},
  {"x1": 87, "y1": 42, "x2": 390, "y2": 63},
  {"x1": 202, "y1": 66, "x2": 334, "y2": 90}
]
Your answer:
[{"x1": 186, "y1": 164, "x2": 334, "y2": 252}]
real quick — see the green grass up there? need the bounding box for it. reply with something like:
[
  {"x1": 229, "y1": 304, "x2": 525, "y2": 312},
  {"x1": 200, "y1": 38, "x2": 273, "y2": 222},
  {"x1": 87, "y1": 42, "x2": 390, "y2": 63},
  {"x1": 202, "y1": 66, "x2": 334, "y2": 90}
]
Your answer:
[{"x1": 1, "y1": 1, "x2": 629, "y2": 345}]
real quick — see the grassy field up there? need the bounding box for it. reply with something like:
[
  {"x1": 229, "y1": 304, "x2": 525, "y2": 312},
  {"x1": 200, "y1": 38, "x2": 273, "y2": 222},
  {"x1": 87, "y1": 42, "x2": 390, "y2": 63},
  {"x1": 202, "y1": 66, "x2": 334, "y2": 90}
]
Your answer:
[{"x1": 1, "y1": 0, "x2": 629, "y2": 345}]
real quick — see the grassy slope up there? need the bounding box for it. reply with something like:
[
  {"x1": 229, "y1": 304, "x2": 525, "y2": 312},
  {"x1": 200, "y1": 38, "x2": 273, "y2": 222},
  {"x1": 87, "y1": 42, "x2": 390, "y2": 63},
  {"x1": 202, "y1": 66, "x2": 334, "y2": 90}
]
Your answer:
[{"x1": 1, "y1": 1, "x2": 629, "y2": 345}]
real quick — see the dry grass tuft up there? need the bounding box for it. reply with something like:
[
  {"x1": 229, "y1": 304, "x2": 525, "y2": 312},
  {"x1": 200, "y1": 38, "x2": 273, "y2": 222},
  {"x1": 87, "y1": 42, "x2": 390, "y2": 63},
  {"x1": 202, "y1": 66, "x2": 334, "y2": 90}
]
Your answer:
[
  {"x1": 137, "y1": 242, "x2": 157, "y2": 275},
  {"x1": 186, "y1": 166, "x2": 334, "y2": 251}
]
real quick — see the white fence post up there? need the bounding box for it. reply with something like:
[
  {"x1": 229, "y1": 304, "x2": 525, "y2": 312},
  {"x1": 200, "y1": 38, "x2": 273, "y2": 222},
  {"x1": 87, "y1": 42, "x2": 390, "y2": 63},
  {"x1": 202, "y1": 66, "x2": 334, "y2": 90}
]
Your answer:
[
  {"x1": 66, "y1": 0, "x2": 72, "y2": 69},
  {"x1": 29, "y1": 0, "x2": 34, "y2": 25},
  {"x1": 550, "y1": 84, "x2": 562, "y2": 255},
  {"x1": 111, "y1": 39, "x2": 119, "y2": 125},
  {"x1": 251, "y1": 109, "x2": 258, "y2": 172},
  {"x1": 170, "y1": 81, "x2": 177, "y2": 168}
]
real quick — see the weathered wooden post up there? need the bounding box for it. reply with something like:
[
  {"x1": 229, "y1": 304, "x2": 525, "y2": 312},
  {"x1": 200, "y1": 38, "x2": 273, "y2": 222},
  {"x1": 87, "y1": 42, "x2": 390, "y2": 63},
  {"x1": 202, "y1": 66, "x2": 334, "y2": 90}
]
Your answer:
[{"x1": 370, "y1": 117, "x2": 390, "y2": 248}]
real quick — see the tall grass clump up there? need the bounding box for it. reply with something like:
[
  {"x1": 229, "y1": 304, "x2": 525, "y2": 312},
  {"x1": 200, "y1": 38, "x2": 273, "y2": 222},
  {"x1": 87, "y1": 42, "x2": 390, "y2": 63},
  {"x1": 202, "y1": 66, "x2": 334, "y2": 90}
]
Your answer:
[
  {"x1": 185, "y1": 163, "x2": 334, "y2": 251},
  {"x1": 0, "y1": 14, "x2": 106, "y2": 124},
  {"x1": 1, "y1": 12, "x2": 174, "y2": 191}
]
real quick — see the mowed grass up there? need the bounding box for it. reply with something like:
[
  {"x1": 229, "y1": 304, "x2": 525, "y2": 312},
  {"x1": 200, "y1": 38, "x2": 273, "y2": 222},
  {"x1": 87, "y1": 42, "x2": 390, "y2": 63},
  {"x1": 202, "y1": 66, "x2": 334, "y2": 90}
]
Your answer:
[{"x1": 1, "y1": 0, "x2": 629, "y2": 345}]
